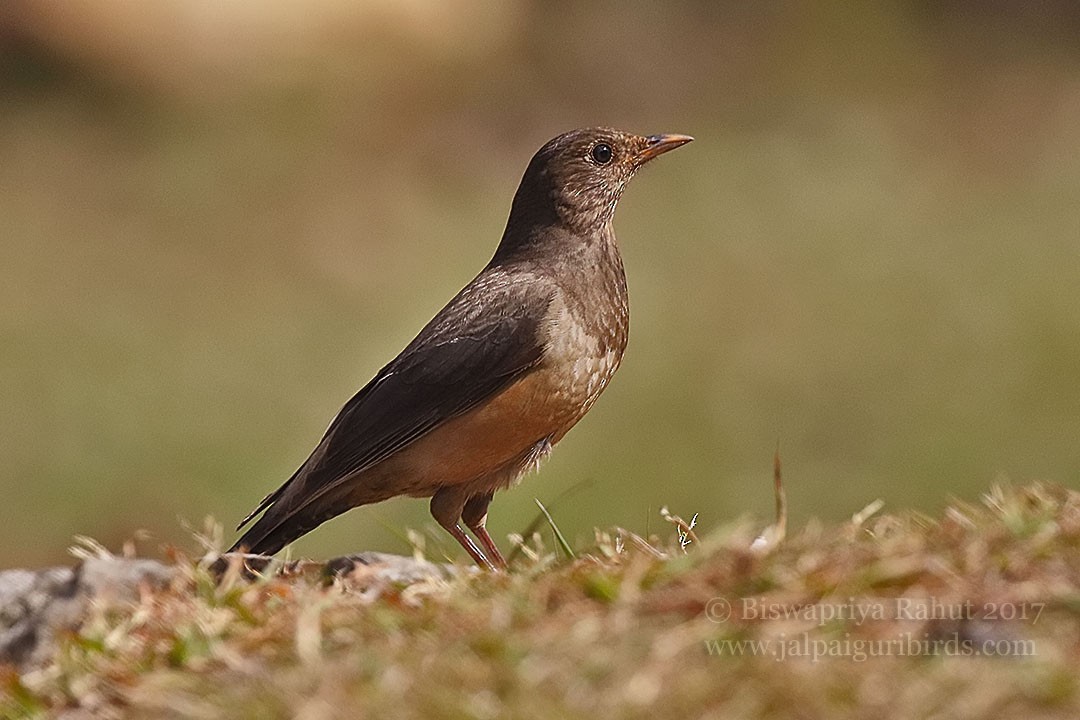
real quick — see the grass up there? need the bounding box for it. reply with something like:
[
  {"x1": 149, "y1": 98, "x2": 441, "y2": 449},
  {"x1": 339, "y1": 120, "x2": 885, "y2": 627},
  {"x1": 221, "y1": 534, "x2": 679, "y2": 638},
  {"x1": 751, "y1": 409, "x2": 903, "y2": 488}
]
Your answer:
[{"x1": 5, "y1": 481, "x2": 1080, "y2": 719}]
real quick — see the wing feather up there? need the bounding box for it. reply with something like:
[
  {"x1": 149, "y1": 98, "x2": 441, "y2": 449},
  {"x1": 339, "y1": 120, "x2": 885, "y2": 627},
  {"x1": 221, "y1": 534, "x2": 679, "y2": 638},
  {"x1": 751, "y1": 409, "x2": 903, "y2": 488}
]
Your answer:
[{"x1": 235, "y1": 267, "x2": 553, "y2": 533}]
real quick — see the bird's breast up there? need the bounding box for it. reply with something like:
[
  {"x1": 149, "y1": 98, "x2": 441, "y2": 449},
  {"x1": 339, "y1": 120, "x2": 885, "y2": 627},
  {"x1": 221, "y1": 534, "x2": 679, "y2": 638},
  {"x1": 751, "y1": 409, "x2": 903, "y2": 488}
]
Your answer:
[{"x1": 537, "y1": 278, "x2": 629, "y2": 436}]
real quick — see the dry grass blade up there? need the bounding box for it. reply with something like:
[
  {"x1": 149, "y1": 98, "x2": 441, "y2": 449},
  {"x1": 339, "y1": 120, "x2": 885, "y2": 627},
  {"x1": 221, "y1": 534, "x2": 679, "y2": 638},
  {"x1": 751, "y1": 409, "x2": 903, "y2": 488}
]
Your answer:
[
  {"x1": 851, "y1": 499, "x2": 886, "y2": 528},
  {"x1": 771, "y1": 442, "x2": 787, "y2": 543},
  {"x1": 660, "y1": 507, "x2": 699, "y2": 551},
  {"x1": 751, "y1": 444, "x2": 788, "y2": 552},
  {"x1": 68, "y1": 536, "x2": 113, "y2": 561},
  {"x1": 616, "y1": 528, "x2": 667, "y2": 559}
]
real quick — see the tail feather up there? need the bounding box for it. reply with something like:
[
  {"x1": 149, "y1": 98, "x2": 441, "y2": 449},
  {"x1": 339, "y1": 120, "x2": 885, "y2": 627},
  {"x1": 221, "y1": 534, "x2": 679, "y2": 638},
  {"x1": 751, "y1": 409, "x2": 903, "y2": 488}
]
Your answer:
[
  {"x1": 226, "y1": 508, "x2": 295, "y2": 556},
  {"x1": 226, "y1": 455, "x2": 395, "y2": 558},
  {"x1": 235, "y1": 463, "x2": 307, "y2": 532},
  {"x1": 226, "y1": 484, "x2": 354, "y2": 556},
  {"x1": 235, "y1": 487, "x2": 282, "y2": 532}
]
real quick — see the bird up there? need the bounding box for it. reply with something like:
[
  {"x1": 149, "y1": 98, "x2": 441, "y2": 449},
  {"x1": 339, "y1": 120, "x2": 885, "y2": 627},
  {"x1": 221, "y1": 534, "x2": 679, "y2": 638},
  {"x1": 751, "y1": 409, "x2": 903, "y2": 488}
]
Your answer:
[{"x1": 224, "y1": 127, "x2": 692, "y2": 570}]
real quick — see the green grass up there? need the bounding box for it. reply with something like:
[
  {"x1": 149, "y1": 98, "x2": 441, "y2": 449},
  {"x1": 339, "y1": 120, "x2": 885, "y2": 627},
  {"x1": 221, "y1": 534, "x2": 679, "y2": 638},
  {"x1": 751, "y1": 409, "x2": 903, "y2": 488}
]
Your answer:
[{"x1": 6, "y1": 482, "x2": 1080, "y2": 719}]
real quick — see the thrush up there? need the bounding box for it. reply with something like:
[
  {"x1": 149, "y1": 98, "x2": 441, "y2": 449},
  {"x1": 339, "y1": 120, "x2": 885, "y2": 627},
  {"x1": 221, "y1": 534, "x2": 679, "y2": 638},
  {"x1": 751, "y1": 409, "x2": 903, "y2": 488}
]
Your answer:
[{"x1": 225, "y1": 127, "x2": 692, "y2": 570}]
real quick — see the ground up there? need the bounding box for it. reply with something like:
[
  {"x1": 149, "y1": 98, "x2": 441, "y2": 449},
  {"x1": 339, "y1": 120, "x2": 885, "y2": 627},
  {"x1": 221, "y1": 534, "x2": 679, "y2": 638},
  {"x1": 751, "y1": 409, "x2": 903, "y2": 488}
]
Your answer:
[{"x1": 4, "y1": 482, "x2": 1080, "y2": 719}]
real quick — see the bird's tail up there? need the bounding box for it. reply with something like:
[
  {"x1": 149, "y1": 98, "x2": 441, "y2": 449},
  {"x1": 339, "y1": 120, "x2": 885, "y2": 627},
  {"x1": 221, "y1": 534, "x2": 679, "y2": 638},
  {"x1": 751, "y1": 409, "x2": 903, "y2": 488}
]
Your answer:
[
  {"x1": 224, "y1": 477, "x2": 355, "y2": 557},
  {"x1": 226, "y1": 506, "x2": 298, "y2": 557},
  {"x1": 224, "y1": 468, "x2": 302, "y2": 556}
]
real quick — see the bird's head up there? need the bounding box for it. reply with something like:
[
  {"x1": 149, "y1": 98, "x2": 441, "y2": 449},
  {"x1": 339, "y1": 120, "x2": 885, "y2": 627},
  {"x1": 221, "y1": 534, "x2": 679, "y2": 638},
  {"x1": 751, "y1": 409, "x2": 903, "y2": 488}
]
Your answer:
[{"x1": 504, "y1": 127, "x2": 693, "y2": 240}]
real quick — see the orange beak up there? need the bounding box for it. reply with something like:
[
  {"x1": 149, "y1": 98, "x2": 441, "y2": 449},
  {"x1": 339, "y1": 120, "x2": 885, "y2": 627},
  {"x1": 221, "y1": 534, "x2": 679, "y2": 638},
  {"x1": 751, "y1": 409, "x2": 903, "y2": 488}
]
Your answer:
[{"x1": 636, "y1": 133, "x2": 694, "y2": 164}]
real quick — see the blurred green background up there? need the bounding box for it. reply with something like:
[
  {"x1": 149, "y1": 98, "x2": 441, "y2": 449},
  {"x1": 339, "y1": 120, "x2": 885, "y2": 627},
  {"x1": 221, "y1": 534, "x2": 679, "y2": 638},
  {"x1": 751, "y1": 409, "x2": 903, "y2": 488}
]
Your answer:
[{"x1": 2, "y1": 1, "x2": 1079, "y2": 567}]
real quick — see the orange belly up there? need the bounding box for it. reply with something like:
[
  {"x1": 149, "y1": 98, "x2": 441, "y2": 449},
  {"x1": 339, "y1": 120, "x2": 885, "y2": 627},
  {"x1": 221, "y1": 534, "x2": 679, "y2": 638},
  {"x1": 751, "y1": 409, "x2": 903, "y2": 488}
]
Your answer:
[{"x1": 372, "y1": 367, "x2": 574, "y2": 497}]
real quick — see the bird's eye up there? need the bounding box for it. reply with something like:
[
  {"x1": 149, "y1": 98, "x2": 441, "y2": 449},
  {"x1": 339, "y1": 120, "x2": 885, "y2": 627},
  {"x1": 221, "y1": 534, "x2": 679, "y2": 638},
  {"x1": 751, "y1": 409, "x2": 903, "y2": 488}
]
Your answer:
[{"x1": 591, "y1": 143, "x2": 613, "y2": 165}]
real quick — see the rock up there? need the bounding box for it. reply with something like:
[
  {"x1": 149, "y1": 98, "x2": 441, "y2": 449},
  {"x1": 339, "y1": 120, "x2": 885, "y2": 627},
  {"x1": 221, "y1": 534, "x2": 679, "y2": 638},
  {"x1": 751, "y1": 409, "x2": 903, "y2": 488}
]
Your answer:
[
  {"x1": 1, "y1": 552, "x2": 455, "y2": 670},
  {"x1": 323, "y1": 551, "x2": 459, "y2": 585},
  {"x1": 0, "y1": 557, "x2": 174, "y2": 669},
  {"x1": 213, "y1": 550, "x2": 460, "y2": 585}
]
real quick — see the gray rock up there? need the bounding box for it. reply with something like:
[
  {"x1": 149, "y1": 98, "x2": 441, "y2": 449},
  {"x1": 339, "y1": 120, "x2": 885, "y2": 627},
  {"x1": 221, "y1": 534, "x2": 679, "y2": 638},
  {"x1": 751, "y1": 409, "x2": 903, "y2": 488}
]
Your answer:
[
  {"x1": 323, "y1": 551, "x2": 459, "y2": 585},
  {"x1": 213, "y1": 550, "x2": 461, "y2": 586},
  {"x1": 0, "y1": 557, "x2": 174, "y2": 669},
  {"x1": 1, "y1": 552, "x2": 455, "y2": 670}
]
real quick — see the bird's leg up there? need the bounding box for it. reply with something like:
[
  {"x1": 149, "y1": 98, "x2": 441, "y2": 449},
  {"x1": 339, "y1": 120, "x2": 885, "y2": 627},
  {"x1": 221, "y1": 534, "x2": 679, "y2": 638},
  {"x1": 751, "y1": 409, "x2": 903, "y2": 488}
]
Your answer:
[
  {"x1": 430, "y1": 487, "x2": 495, "y2": 571},
  {"x1": 462, "y1": 492, "x2": 507, "y2": 570}
]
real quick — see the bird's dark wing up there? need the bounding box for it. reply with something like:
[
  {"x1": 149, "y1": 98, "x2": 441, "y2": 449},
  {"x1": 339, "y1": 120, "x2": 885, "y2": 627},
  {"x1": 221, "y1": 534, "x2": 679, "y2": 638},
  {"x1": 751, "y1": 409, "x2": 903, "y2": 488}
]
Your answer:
[
  {"x1": 236, "y1": 268, "x2": 553, "y2": 532},
  {"x1": 319, "y1": 272, "x2": 552, "y2": 479}
]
